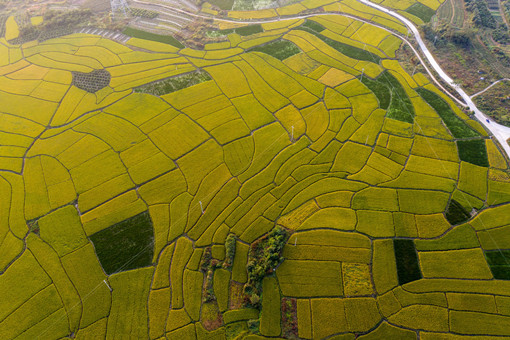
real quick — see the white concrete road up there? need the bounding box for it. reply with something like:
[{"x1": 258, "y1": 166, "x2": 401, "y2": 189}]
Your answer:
[
  {"x1": 359, "y1": 0, "x2": 510, "y2": 157},
  {"x1": 128, "y1": 0, "x2": 510, "y2": 157}
]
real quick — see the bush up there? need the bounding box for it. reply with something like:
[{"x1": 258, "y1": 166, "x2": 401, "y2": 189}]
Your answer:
[
  {"x1": 223, "y1": 234, "x2": 237, "y2": 269},
  {"x1": 72, "y1": 69, "x2": 111, "y2": 93},
  {"x1": 465, "y1": 0, "x2": 497, "y2": 28},
  {"x1": 244, "y1": 226, "x2": 289, "y2": 302}
]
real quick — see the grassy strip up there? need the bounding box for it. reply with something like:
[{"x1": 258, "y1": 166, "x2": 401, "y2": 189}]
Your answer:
[
  {"x1": 235, "y1": 24, "x2": 264, "y2": 36},
  {"x1": 134, "y1": 70, "x2": 210, "y2": 96},
  {"x1": 360, "y1": 74, "x2": 391, "y2": 109},
  {"x1": 457, "y1": 139, "x2": 489, "y2": 167},
  {"x1": 295, "y1": 21, "x2": 381, "y2": 64},
  {"x1": 224, "y1": 234, "x2": 237, "y2": 268},
  {"x1": 405, "y1": 3, "x2": 436, "y2": 23},
  {"x1": 90, "y1": 211, "x2": 154, "y2": 275},
  {"x1": 209, "y1": 24, "x2": 264, "y2": 38},
  {"x1": 393, "y1": 239, "x2": 422, "y2": 285},
  {"x1": 417, "y1": 88, "x2": 479, "y2": 138},
  {"x1": 485, "y1": 250, "x2": 510, "y2": 279},
  {"x1": 250, "y1": 39, "x2": 301, "y2": 60},
  {"x1": 366, "y1": 71, "x2": 414, "y2": 123},
  {"x1": 302, "y1": 19, "x2": 325, "y2": 33},
  {"x1": 445, "y1": 199, "x2": 471, "y2": 225},
  {"x1": 123, "y1": 27, "x2": 184, "y2": 48}
]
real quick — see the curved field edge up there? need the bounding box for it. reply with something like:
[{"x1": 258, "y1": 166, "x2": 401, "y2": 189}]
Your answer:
[{"x1": 1, "y1": 2, "x2": 510, "y2": 339}]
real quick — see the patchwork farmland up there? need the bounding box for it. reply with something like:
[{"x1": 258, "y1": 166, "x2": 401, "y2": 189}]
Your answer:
[{"x1": 1, "y1": 0, "x2": 510, "y2": 338}]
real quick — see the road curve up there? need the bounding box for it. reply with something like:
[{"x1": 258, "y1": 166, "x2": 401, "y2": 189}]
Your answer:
[
  {"x1": 131, "y1": 0, "x2": 465, "y2": 105},
  {"x1": 130, "y1": 0, "x2": 510, "y2": 156},
  {"x1": 471, "y1": 78, "x2": 510, "y2": 98},
  {"x1": 358, "y1": 0, "x2": 510, "y2": 157}
]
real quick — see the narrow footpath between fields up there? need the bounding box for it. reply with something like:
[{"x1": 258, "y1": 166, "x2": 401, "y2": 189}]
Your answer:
[
  {"x1": 131, "y1": 0, "x2": 510, "y2": 158},
  {"x1": 358, "y1": 0, "x2": 510, "y2": 157}
]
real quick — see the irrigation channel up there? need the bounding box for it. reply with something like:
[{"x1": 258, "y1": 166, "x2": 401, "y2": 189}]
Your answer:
[{"x1": 130, "y1": 0, "x2": 510, "y2": 158}]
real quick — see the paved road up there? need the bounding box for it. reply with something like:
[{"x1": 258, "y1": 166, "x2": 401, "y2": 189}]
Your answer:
[
  {"x1": 130, "y1": 0, "x2": 510, "y2": 157},
  {"x1": 130, "y1": 0, "x2": 464, "y2": 105},
  {"x1": 359, "y1": 0, "x2": 510, "y2": 157}
]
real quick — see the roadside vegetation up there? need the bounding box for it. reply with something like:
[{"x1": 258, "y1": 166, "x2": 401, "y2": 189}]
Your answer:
[
  {"x1": 473, "y1": 80, "x2": 510, "y2": 127},
  {"x1": 417, "y1": 87, "x2": 479, "y2": 137},
  {"x1": 2, "y1": 1, "x2": 510, "y2": 338}
]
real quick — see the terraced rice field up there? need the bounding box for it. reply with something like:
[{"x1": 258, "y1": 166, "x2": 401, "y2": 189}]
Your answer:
[{"x1": 1, "y1": 0, "x2": 510, "y2": 338}]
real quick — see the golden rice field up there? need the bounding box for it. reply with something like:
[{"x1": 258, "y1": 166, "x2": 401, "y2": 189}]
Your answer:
[{"x1": 1, "y1": 0, "x2": 510, "y2": 338}]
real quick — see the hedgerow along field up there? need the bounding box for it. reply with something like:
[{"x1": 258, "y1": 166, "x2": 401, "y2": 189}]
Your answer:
[{"x1": 1, "y1": 0, "x2": 510, "y2": 338}]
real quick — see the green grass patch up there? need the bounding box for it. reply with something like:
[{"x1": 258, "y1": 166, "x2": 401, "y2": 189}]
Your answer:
[
  {"x1": 416, "y1": 88, "x2": 479, "y2": 138},
  {"x1": 456, "y1": 139, "x2": 489, "y2": 167},
  {"x1": 445, "y1": 199, "x2": 471, "y2": 225},
  {"x1": 302, "y1": 19, "x2": 325, "y2": 33},
  {"x1": 485, "y1": 250, "x2": 510, "y2": 280},
  {"x1": 393, "y1": 239, "x2": 422, "y2": 285},
  {"x1": 360, "y1": 74, "x2": 391, "y2": 110},
  {"x1": 364, "y1": 71, "x2": 414, "y2": 123},
  {"x1": 134, "y1": 71, "x2": 211, "y2": 96},
  {"x1": 235, "y1": 24, "x2": 263, "y2": 36},
  {"x1": 405, "y1": 3, "x2": 436, "y2": 22},
  {"x1": 122, "y1": 27, "x2": 184, "y2": 48},
  {"x1": 250, "y1": 39, "x2": 301, "y2": 60},
  {"x1": 295, "y1": 24, "x2": 381, "y2": 64},
  {"x1": 209, "y1": 24, "x2": 263, "y2": 38},
  {"x1": 90, "y1": 212, "x2": 154, "y2": 275},
  {"x1": 209, "y1": 0, "x2": 235, "y2": 10}
]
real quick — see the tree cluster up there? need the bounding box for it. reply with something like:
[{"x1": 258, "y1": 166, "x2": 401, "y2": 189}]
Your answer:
[
  {"x1": 15, "y1": 9, "x2": 92, "y2": 43},
  {"x1": 465, "y1": 0, "x2": 497, "y2": 29},
  {"x1": 422, "y1": 22, "x2": 475, "y2": 48},
  {"x1": 244, "y1": 226, "x2": 289, "y2": 305}
]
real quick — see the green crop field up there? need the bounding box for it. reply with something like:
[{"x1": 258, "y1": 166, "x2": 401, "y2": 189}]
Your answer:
[{"x1": 1, "y1": 0, "x2": 510, "y2": 338}]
